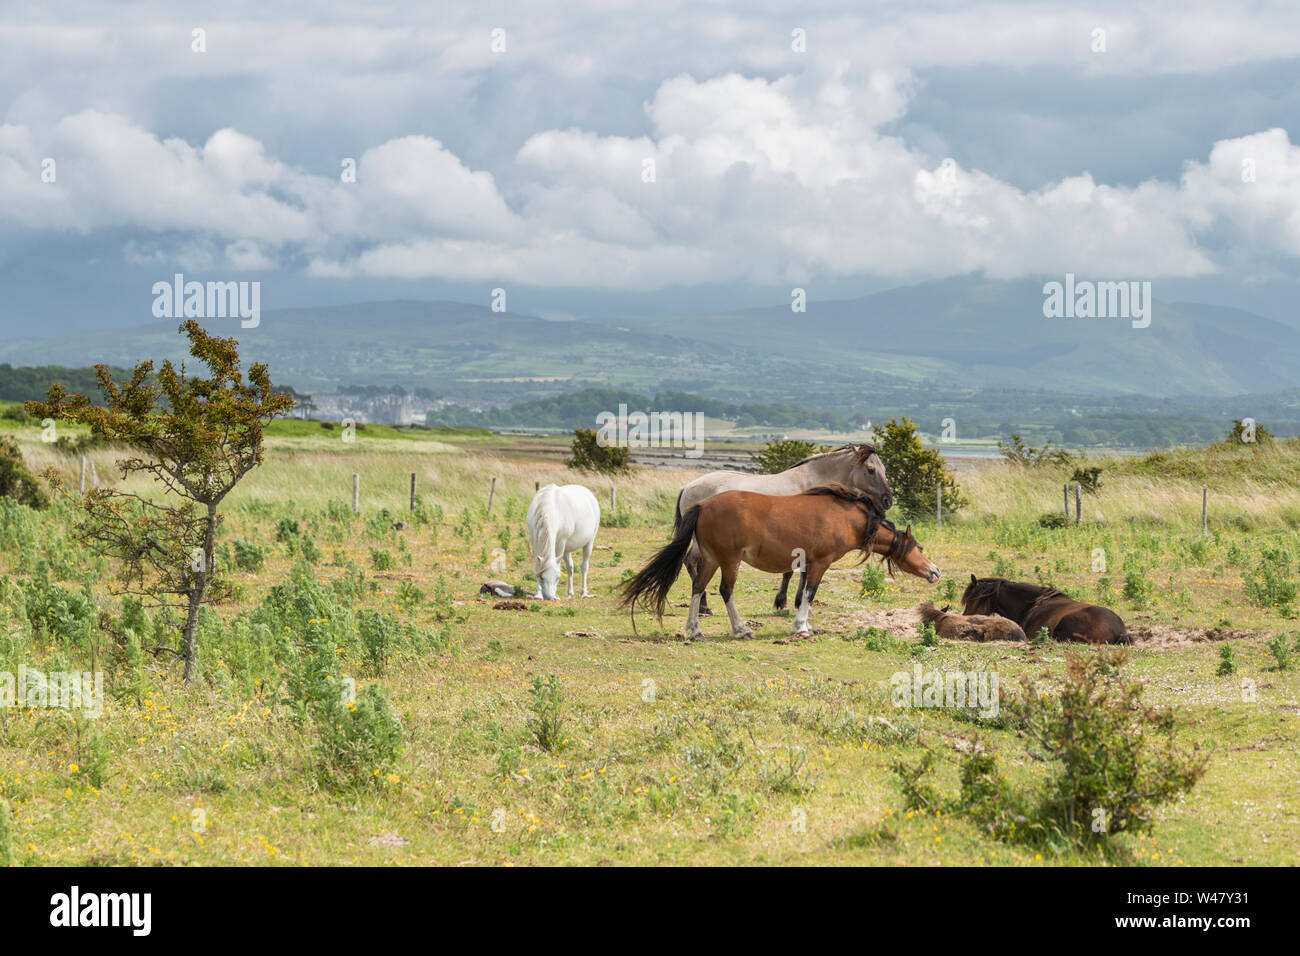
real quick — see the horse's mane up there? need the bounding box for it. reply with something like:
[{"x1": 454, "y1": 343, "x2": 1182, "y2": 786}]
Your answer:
[
  {"x1": 962, "y1": 577, "x2": 1069, "y2": 609},
  {"x1": 803, "y1": 482, "x2": 885, "y2": 512},
  {"x1": 790, "y1": 442, "x2": 879, "y2": 468},
  {"x1": 803, "y1": 483, "x2": 913, "y2": 569},
  {"x1": 530, "y1": 486, "x2": 559, "y2": 571}
]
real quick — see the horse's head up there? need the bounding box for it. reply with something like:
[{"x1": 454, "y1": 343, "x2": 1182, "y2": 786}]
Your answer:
[
  {"x1": 534, "y1": 554, "x2": 561, "y2": 600},
  {"x1": 880, "y1": 520, "x2": 940, "y2": 583},
  {"x1": 847, "y1": 443, "x2": 893, "y2": 511},
  {"x1": 961, "y1": 574, "x2": 1000, "y2": 615}
]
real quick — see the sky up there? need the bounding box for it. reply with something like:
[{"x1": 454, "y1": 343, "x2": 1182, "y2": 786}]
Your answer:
[{"x1": 1, "y1": 0, "x2": 1299, "y2": 334}]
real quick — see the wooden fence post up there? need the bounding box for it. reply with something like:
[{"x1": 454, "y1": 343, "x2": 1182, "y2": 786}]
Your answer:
[
  {"x1": 1202, "y1": 487, "x2": 1208, "y2": 536},
  {"x1": 936, "y1": 484, "x2": 942, "y2": 530},
  {"x1": 1074, "y1": 484, "x2": 1081, "y2": 524},
  {"x1": 1063, "y1": 484, "x2": 1069, "y2": 518},
  {"x1": 79, "y1": 456, "x2": 86, "y2": 494},
  {"x1": 611, "y1": 486, "x2": 617, "y2": 515},
  {"x1": 352, "y1": 473, "x2": 360, "y2": 514},
  {"x1": 487, "y1": 477, "x2": 496, "y2": 513},
  {"x1": 409, "y1": 472, "x2": 416, "y2": 512}
]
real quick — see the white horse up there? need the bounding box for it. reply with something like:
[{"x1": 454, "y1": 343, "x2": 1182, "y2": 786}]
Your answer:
[{"x1": 526, "y1": 484, "x2": 601, "y2": 600}]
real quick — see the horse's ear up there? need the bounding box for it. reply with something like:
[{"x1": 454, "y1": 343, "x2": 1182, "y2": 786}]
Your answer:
[{"x1": 970, "y1": 573, "x2": 977, "y2": 584}]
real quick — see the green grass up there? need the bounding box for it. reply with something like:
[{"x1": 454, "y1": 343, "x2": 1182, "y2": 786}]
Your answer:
[{"x1": 0, "y1": 427, "x2": 1297, "y2": 865}]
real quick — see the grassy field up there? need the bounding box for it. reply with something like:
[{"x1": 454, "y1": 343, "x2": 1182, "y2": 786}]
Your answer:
[{"x1": 1, "y1": 414, "x2": 1298, "y2": 866}]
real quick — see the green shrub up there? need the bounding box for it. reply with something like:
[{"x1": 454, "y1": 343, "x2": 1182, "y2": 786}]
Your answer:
[
  {"x1": 750, "y1": 439, "x2": 828, "y2": 475},
  {"x1": 528, "y1": 674, "x2": 565, "y2": 751},
  {"x1": 1216, "y1": 644, "x2": 1236, "y2": 676},
  {"x1": 566, "y1": 427, "x2": 631, "y2": 475},
  {"x1": 893, "y1": 648, "x2": 1207, "y2": 849},
  {"x1": 859, "y1": 563, "x2": 886, "y2": 598},
  {"x1": 1267, "y1": 634, "x2": 1293, "y2": 671},
  {"x1": 314, "y1": 681, "x2": 404, "y2": 789},
  {"x1": 1015, "y1": 649, "x2": 1207, "y2": 840},
  {"x1": 875, "y1": 417, "x2": 966, "y2": 522},
  {"x1": 1242, "y1": 548, "x2": 1296, "y2": 613},
  {"x1": 0, "y1": 437, "x2": 48, "y2": 510},
  {"x1": 369, "y1": 547, "x2": 395, "y2": 571}
]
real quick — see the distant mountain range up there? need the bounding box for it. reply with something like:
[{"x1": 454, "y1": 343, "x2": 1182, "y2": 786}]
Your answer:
[{"x1": 3, "y1": 277, "x2": 1297, "y2": 401}]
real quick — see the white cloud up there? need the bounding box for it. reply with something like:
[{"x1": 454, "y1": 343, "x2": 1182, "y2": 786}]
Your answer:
[{"x1": 2, "y1": 57, "x2": 1300, "y2": 285}]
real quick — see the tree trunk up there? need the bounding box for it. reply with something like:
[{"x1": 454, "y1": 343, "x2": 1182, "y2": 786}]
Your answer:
[{"x1": 182, "y1": 503, "x2": 219, "y2": 683}]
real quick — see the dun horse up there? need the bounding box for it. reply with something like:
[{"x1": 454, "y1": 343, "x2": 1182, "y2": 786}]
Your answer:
[
  {"x1": 960, "y1": 575, "x2": 1130, "y2": 645},
  {"x1": 623, "y1": 484, "x2": 940, "y2": 640},
  {"x1": 675, "y1": 444, "x2": 893, "y2": 615},
  {"x1": 917, "y1": 602, "x2": 1026, "y2": 642}
]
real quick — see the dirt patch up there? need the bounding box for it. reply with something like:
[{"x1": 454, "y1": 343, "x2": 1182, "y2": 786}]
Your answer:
[{"x1": 1124, "y1": 622, "x2": 1254, "y2": 648}]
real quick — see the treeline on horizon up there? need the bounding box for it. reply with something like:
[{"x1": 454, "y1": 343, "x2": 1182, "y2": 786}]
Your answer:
[
  {"x1": 5, "y1": 364, "x2": 1300, "y2": 449},
  {"x1": 422, "y1": 385, "x2": 1300, "y2": 448}
]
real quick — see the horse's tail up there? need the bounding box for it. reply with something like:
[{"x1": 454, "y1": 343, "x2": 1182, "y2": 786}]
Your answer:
[
  {"x1": 673, "y1": 489, "x2": 685, "y2": 532},
  {"x1": 622, "y1": 505, "x2": 700, "y2": 621}
]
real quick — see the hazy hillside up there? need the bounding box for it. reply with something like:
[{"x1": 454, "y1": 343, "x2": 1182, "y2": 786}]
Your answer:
[
  {"x1": 622, "y1": 277, "x2": 1300, "y2": 396},
  {"x1": 3, "y1": 278, "x2": 1297, "y2": 399}
]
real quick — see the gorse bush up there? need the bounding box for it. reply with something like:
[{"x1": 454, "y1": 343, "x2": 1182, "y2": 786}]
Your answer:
[
  {"x1": 0, "y1": 437, "x2": 48, "y2": 510},
  {"x1": 875, "y1": 417, "x2": 966, "y2": 522},
  {"x1": 750, "y1": 439, "x2": 828, "y2": 475},
  {"x1": 566, "y1": 427, "x2": 631, "y2": 475},
  {"x1": 893, "y1": 648, "x2": 1206, "y2": 850}
]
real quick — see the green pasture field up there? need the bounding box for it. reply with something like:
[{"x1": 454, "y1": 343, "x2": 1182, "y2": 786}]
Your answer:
[{"x1": 0, "y1": 415, "x2": 1297, "y2": 866}]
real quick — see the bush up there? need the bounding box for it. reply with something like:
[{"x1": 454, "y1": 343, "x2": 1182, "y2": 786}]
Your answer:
[
  {"x1": 875, "y1": 417, "x2": 966, "y2": 522},
  {"x1": 1267, "y1": 634, "x2": 1293, "y2": 671},
  {"x1": 893, "y1": 648, "x2": 1207, "y2": 849},
  {"x1": 997, "y1": 433, "x2": 1075, "y2": 467},
  {"x1": 859, "y1": 564, "x2": 886, "y2": 598},
  {"x1": 528, "y1": 674, "x2": 565, "y2": 751},
  {"x1": 1242, "y1": 548, "x2": 1296, "y2": 613},
  {"x1": 230, "y1": 540, "x2": 266, "y2": 573},
  {"x1": 314, "y1": 682, "x2": 404, "y2": 790},
  {"x1": 750, "y1": 439, "x2": 828, "y2": 475},
  {"x1": 1015, "y1": 649, "x2": 1207, "y2": 840},
  {"x1": 566, "y1": 427, "x2": 631, "y2": 475},
  {"x1": 1069, "y1": 466, "x2": 1103, "y2": 494},
  {"x1": 1216, "y1": 644, "x2": 1236, "y2": 675},
  {"x1": 0, "y1": 437, "x2": 48, "y2": 510}
]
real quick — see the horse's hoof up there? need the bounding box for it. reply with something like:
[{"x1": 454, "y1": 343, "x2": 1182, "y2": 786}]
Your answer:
[
  {"x1": 794, "y1": 629, "x2": 813, "y2": 640},
  {"x1": 773, "y1": 599, "x2": 787, "y2": 611},
  {"x1": 699, "y1": 608, "x2": 714, "y2": 617},
  {"x1": 736, "y1": 630, "x2": 756, "y2": 640}
]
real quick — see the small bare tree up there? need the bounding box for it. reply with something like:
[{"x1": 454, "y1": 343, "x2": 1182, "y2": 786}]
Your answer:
[{"x1": 27, "y1": 320, "x2": 294, "y2": 682}]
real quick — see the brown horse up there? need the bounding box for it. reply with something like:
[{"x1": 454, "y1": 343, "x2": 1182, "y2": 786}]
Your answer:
[
  {"x1": 917, "y1": 602, "x2": 1026, "y2": 642},
  {"x1": 622, "y1": 484, "x2": 940, "y2": 640},
  {"x1": 960, "y1": 575, "x2": 1130, "y2": 645}
]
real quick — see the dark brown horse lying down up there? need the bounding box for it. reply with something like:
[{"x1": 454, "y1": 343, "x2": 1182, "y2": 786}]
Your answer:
[
  {"x1": 960, "y1": 575, "x2": 1131, "y2": 645},
  {"x1": 622, "y1": 484, "x2": 940, "y2": 641},
  {"x1": 917, "y1": 602, "x2": 1026, "y2": 642}
]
